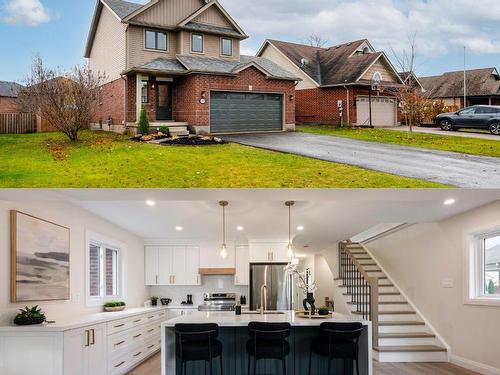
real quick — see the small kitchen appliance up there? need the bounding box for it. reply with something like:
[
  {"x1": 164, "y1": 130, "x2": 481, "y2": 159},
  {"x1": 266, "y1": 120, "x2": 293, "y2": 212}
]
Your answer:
[{"x1": 198, "y1": 293, "x2": 237, "y2": 311}]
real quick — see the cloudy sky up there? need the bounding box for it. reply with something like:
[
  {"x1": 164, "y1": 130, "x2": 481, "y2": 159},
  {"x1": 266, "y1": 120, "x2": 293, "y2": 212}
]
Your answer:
[{"x1": 1, "y1": 0, "x2": 500, "y2": 82}]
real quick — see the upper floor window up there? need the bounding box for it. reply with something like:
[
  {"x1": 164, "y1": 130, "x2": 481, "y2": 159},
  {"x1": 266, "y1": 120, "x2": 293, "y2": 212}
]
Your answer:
[
  {"x1": 191, "y1": 33, "x2": 204, "y2": 53},
  {"x1": 467, "y1": 229, "x2": 500, "y2": 306},
  {"x1": 86, "y1": 231, "x2": 123, "y2": 306},
  {"x1": 221, "y1": 38, "x2": 233, "y2": 56},
  {"x1": 145, "y1": 30, "x2": 168, "y2": 51}
]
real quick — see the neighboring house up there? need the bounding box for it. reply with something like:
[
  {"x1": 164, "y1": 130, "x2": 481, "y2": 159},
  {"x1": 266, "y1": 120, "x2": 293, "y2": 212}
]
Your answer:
[
  {"x1": 398, "y1": 71, "x2": 424, "y2": 92},
  {"x1": 0, "y1": 81, "x2": 23, "y2": 113},
  {"x1": 419, "y1": 68, "x2": 500, "y2": 110},
  {"x1": 85, "y1": 0, "x2": 298, "y2": 134},
  {"x1": 257, "y1": 39, "x2": 404, "y2": 127}
]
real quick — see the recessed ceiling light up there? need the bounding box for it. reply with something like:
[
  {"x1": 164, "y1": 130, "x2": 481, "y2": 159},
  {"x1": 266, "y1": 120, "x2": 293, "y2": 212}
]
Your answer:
[
  {"x1": 146, "y1": 200, "x2": 156, "y2": 207},
  {"x1": 297, "y1": 226, "x2": 304, "y2": 231},
  {"x1": 236, "y1": 226, "x2": 244, "y2": 231},
  {"x1": 175, "y1": 226, "x2": 183, "y2": 231},
  {"x1": 444, "y1": 199, "x2": 456, "y2": 205}
]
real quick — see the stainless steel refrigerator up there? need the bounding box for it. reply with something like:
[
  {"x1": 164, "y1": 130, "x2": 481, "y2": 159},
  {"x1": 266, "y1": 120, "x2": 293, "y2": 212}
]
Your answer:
[{"x1": 249, "y1": 263, "x2": 294, "y2": 311}]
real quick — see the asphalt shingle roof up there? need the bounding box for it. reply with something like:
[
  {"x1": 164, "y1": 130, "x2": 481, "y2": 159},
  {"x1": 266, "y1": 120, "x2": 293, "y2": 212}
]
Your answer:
[
  {"x1": 420, "y1": 68, "x2": 500, "y2": 98},
  {"x1": 183, "y1": 22, "x2": 243, "y2": 38},
  {"x1": 0, "y1": 81, "x2": 23, "y2": 98},
  {"x1": 102, "y1": 0, "x2": 142, "y2": 20},
  {"x1": 267, "y1": 39, "x2": 384, "y2": 86},
  {"x1": 129, "y1": 55, "x2": 298, "y2": 81}
]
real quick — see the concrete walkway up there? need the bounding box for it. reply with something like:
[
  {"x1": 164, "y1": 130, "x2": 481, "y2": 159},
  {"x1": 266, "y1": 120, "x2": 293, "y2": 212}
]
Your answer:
[
  {"x1": 224, "y1": 132, "x2": 500, "y2": 188},
  {"x1": 389, "y1": 126, "x2": 500, "y2": 141}
]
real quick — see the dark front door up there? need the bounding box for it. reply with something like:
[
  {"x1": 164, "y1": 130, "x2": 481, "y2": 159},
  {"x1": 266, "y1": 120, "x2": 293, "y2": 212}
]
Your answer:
[{"x1": 156, "y1": 82, "x2": 173, "y2": 121}]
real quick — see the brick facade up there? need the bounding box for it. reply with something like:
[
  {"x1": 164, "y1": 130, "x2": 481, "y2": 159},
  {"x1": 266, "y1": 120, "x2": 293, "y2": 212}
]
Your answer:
[
  {"x1": 124, "y1": 67, "x2": 295, "y2": 133},
  {"x1": 0, "y1": 97, "x2": 22, "y2": 113},
  {"x1": 296, "y1": 86, "x2": 398, "y2": 125},
  {"x1": 94, "y1": 77, "x2": 127, "y2": 130}
]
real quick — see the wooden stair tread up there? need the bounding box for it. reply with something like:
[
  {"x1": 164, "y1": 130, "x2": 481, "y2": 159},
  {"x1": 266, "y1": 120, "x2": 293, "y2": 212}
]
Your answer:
[
  {"x1": 379, "y1": 332, "x2": 435, "y2": 338},
  {"x1": 378, "y1": 321, "x2": 425, "y2": 326},
  {"x1": 342, "y1": 292, "x2": 400, "y2": 296},
  {"x1": 379, "y1": 301, "x2": 408, "y2": 305},
  {"x1": 373, "y1": 345, "x2": 446, "y2": 353},
  {"x1": 353, "y1": 257, "x2": 371, "y2": 260},
  {"x1": 379, "y1": 310, "x2": 416, "y2": 315}
]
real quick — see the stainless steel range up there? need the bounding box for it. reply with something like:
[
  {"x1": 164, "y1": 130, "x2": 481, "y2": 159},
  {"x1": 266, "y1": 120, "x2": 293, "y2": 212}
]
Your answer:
[{"x1": 198, "y1": 293, "x2": 237, "y2": 311}]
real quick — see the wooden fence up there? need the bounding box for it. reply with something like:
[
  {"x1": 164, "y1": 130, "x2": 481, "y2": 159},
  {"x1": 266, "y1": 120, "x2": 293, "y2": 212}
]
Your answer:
[{"x1": 0, "y1": 113, "x2": 37, "y2": 134}]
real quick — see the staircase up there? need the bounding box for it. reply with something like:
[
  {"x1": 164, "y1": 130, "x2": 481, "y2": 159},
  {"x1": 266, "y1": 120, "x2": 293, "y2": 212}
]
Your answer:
[
  {"x1": 335, "y1": 241, "x2": 448, "y2": 363},
  {"x1": 150, "y1": 122, "x2": 190, "y2": 136}
]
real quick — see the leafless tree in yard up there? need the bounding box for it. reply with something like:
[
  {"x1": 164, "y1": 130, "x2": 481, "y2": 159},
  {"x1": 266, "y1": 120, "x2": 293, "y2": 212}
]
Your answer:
[
  {"x1": 19, "y1": 56, "x2": 105, "y2": 141},
  {"x1": 305, "y1": 33, "x2": 328, "y2": 48}
]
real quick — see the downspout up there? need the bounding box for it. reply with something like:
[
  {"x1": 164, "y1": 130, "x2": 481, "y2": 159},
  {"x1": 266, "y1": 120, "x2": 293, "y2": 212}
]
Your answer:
[
  {"x1": 343, "y1": 85, "x2": 350, "y2": 126},
  {"x1": 121, "y1": 74, "x2": 128, "y2": 131}
]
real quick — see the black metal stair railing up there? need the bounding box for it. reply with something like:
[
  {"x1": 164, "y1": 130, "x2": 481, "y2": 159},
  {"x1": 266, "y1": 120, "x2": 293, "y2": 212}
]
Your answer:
[{"x1": 338, "y1": 241, "x2": 379, "y2": 345}]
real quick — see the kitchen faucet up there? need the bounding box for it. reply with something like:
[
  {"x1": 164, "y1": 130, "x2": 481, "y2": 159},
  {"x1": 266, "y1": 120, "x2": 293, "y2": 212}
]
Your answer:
[{"x1": 259, "y1": 284, "x2": 267, "y2": 315}]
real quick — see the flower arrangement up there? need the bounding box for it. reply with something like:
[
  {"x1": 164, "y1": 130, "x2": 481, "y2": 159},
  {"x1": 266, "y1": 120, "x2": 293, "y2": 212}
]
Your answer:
[{"x1": 284, "y1": 263, "x2": 317, "y2": 294}]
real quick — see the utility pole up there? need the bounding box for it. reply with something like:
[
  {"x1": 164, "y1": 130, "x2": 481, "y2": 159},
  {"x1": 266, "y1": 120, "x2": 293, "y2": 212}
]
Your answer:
[{"x1": 463, "y1": 46, "x2": 467, "y2": 108}]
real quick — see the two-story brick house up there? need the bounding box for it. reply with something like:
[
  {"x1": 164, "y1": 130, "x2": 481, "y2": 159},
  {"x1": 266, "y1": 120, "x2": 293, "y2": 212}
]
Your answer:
[{"x1": 85, "y1": 0, "x2": 298, "y2": 134}]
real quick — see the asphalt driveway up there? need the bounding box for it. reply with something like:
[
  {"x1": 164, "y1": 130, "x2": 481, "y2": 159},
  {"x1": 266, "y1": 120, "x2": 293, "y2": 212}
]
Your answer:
[{"x1": 224, "y1": 132, "x2": 500, "y2": 188}]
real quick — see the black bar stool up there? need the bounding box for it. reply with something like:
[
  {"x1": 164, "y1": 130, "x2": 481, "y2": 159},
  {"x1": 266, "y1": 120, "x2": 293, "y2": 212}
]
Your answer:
[
  {"x1": 246, "y1": 322, "x2": 291, "y2": 375},
  {"x1": 308, "y1": 322, "x2": 364, "y2": 375},
  {"x1": 175, "y1": 323, "x2": 223, "y2": 375}
]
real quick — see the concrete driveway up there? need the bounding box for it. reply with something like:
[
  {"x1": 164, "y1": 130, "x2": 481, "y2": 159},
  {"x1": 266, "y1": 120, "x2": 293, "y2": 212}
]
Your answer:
[
  {"x1": 224, "y1": 132, "x2": 500, "y2": 188},
  {"x1": 389, "y1": 126, "x2": 500, "y2": 140}
]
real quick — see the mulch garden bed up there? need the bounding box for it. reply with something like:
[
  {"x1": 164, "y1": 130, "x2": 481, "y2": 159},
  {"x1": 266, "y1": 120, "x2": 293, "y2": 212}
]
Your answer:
[{"x1": 130, "y1": 134, "x2": 226, "y2": 146}]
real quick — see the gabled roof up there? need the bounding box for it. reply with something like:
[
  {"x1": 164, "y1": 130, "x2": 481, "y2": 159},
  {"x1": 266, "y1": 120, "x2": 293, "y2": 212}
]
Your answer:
[
  {"x1": 258, "y1": 39, "x2": 403, "y2": 87},
  {"x1": 419, "y1": 68, "x2": 500, "y2": 98},
  {"x1": 103, "y1": 0, "x2": 142, "y2": 19},
  {"x1": 124, "y1": 55, "x2": 299, "y2": 81},
  {"x1": 0, "y1": 81, "x2": 24, "y2": 98}
]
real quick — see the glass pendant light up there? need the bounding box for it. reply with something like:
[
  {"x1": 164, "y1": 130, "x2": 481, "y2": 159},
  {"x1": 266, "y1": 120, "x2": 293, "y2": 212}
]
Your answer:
[
  {"x1": 219, "y1": 201, "x2": 228, "y2": 259},
  {"x1": 285, "y1": 201, "x2": 295, "y2": 258}
]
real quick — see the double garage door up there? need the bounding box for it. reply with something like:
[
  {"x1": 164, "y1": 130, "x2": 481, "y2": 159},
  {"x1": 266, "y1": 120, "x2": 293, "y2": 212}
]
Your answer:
[
  {"x1": 356, "y1": 96, "x2": 397, "y2": 127},
  {"x1": 210, "y1": 91, "x2": 283, "y2": 133}
]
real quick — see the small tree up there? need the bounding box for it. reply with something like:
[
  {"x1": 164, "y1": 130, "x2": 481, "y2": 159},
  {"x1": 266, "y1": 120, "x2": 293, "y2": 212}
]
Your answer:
[
  {"x1": 19, "y1": 57, "x2": 105, "y2": 142},
  {"x1": 138, "y1": 108, "x2": 150, "y2": 135},
  {"x1": 304, "y1": 33, "x2": 328, "y2": 48}
]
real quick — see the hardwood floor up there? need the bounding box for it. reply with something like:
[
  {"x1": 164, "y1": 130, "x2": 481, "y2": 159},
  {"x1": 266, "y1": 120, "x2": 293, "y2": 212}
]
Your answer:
[{"x1": 128, "y1": 353, "x2": 481, "y2": 375}]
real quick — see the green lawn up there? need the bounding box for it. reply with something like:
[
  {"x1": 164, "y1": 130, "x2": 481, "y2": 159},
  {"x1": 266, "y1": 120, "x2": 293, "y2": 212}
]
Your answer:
[
  {"x1": 0, "y1": 131, "x2": 446, "y2": 188},
  {"x1": 298, "y1": 125, "x2": 500, "y2": 158}
]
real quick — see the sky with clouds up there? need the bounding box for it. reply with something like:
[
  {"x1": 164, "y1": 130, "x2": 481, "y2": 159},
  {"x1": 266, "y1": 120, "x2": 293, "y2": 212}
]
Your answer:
[{"x1": 1, "y1": 0, "x2": 500, "y2": 82}]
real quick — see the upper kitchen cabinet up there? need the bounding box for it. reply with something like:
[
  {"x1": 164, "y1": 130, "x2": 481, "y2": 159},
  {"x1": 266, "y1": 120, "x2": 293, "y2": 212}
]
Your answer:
[
  {"x1": 234, "y1": 245, "x2": 249, "y2": 285},
  {"x1": 144, "y1": 246, "x2": 200, "y2": 286},
  {"x1": 249, "y1": 242, "x2": 290, "y2": 263}
]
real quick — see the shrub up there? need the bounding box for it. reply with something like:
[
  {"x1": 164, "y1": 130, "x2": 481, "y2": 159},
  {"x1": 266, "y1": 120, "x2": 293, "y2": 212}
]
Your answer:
[
  {"x1": 159, "y1": 126, "x2": 169, "y2": 135},
  {"x1": 138, "y1": 108, "x2": 150, "y2": 135}
]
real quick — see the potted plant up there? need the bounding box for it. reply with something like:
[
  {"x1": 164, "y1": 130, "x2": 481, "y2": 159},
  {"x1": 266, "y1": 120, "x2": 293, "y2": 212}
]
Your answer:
[
  {"x1": 318, "y1": 306, "x2": 330, "y2": 316},
  {"x1": 151, "y1": 296, "x2": 159, "y2": 306},
  {"x1": 104, "y1": 301, "x2": 126, "y2": 312},
  {"x1": 14, "y1": 306, "x2": 46, "y2": 326}
]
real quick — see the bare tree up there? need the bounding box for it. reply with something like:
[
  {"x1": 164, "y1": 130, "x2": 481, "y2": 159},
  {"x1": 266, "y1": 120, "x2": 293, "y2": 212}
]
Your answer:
[
  {"x1": 19, "y1": 57, "x2": 105, "y2": 142},
  {"x1": 305, "y1": 33, "x2": 328, "y2": 48}
]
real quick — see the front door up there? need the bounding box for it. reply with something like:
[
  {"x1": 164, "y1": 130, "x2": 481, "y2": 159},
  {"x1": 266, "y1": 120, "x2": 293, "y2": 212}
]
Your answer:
[{"x1": 156, "y1": 82, "x2": 173, "y2": 121}]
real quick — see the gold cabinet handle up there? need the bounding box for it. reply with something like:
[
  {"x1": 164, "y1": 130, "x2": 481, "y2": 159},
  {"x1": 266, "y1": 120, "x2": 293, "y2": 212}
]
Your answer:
[
  {"x1": 147, "y1": 315, "x2": 154, "y2": 319},
  {"x1": 114, "y1": 361, "x2": 125, "y2": 368},
  {"x1": 114, "y1": 323, "x2": 125, "y2": 328},
  {"x1": 133, "y1": 351, "x2": 142, "y2": 357},
  {"x1": 133, "y1": 333, "x2": 142, "y2": 338},
  {"x1": 147, "y1": 344, "x2": 155, "y2": 349},
  {"x1": 84, "y1": 330, "x2": 90, "y2": 347},
  {"x1": 147, "y1": 328, "x2": 154, "y2": 333},
  {"x1": 114, "y1": 340, "x2": 125, "y2": 347},
  {"x1": 90, "y1": 329, "x2": 95, "y2": 345},
  {"x1": 156, "y1": 275, "x2": 158, "y2": 284},
  {"x1": 133, "y1": 319, "x2": 142, "y2": 323}
]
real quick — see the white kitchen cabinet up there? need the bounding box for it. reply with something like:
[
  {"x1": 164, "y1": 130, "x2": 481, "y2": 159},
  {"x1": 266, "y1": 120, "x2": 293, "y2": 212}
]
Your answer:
[
  {"x1": 63, "y1": 323, "x2": 107, "y2": 375},
  {"x1": 249, "y1": 242, "x2": 290, "y2": 263},
  {"x1": 145, "y1": 245, "x2": 200, "y2": 286},
  {"x1": 235, "y1": 245, "x2": 249, "y2": 285}
]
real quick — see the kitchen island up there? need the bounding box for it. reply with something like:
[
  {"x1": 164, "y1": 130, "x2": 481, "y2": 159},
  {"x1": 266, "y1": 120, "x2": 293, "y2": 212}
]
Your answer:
[{"x1": 161, "y1": 311, "x2": 372, "y2": 375}]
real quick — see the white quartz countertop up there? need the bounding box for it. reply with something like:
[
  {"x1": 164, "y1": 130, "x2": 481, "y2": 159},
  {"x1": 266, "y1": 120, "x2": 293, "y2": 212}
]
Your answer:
[
  {"x1": 0, "y1": 306, "x2": 168, "y2": 333},
  {"x1": 162, "y1": 311, "x2": 371, "y2": 328}
]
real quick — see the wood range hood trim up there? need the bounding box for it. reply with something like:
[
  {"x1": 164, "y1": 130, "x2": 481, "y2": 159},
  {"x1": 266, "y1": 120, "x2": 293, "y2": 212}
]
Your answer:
[{"x1": 199, "y1": 268, "x2": 236, "y2": 275}]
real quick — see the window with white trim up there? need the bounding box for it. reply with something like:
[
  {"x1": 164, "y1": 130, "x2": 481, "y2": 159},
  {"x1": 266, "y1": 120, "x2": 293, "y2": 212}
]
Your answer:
[
  {"x1": 87, "y1": 233, "x2": 123, "y2": 306},
  {"x1": 468, "y1": 230, "x2": 500, "y2": 305}
]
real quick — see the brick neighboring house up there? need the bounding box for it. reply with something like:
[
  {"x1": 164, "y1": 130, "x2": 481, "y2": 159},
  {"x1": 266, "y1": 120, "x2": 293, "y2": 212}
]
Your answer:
[
  {"x1": 257, "y1": 39, "x2": 405, "y2": 127},
  {"x1": 0, "y1": 81, "x2": 23, "y2": 113},
  {"x1": 419, "y1": 68, "x2": 500, "y2": 110},
  {"x1": 85, "y1": 0, "x2": 299, "y2": 134}
]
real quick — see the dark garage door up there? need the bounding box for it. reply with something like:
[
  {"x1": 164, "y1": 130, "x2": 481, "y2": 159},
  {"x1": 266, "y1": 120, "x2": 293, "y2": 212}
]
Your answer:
[{"x1": 210, "y1": 91, "x2": 283, "y2": 133}]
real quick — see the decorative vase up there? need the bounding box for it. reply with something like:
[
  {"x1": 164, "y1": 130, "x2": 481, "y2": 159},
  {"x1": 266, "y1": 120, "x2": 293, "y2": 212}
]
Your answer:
[
  {"x1": 152, "y1": 299, "x2": 158, "y2": 306},
  {"x1": 303, "y1": 292, "x2": 316, "y2": 315}
]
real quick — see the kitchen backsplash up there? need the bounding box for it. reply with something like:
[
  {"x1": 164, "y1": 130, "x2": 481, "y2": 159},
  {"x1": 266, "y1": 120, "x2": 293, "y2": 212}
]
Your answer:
[{"x1": 148, "y1": 275, "x2": 249, "y2": 306}]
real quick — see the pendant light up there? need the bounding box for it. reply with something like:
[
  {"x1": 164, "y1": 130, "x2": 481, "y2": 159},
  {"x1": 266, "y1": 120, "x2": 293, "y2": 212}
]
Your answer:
[
  {"x1": 219, "y1": 201, "x2": 228, "y2": 259},
  {"x1": 285, "y1": 201, "x2": 295, "y2": 258}
]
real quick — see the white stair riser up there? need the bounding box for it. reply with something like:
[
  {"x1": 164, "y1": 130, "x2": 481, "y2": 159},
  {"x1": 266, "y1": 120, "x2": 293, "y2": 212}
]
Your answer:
[
  {"x1": 379, "y1": 314, "x2": 419, "y2": 322},
  {"x1": 378, "y1": 286, "x2": 397, "y2": 292},
  {"x1": 378, "y1": 337, "x2": 437, "y2": 346},
  {"x1": 379, "y1": 325, "x2": 430, "y2": 334},
  {"x1": 379, "y1": 295, "x2": 405, "y2": 302},
  {"x1": 375, "y1": 350, "x2": 447, "y2": 363}
]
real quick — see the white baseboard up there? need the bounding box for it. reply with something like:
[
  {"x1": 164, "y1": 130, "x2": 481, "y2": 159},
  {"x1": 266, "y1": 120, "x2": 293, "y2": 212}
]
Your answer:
[{"x1": 450, "y1": 354, "x2": 500, "y2": 375}]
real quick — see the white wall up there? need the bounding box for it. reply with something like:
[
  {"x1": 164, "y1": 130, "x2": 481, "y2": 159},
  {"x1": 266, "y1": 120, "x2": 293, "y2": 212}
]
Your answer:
[
  {"x1": 0, "y1": 200, "x2": 147, "y2": 325},
  {"x1": 314, "y1": 254, "x2": 335, "y2": 309},
  {"x1": 367, "y1": 201, "x2": 500, "y2": 373}
]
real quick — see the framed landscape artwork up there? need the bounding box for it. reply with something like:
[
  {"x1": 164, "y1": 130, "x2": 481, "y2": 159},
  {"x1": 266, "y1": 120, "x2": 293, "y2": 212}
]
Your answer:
[{"x1": 10, "y1": 210, "x2": 70, "y2": 302}]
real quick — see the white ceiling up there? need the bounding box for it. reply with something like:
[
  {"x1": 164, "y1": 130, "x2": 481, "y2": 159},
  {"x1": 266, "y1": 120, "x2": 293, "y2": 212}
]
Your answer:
[{"x1": 1, "y1": 189, "x2": 499, "y2": 253}]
